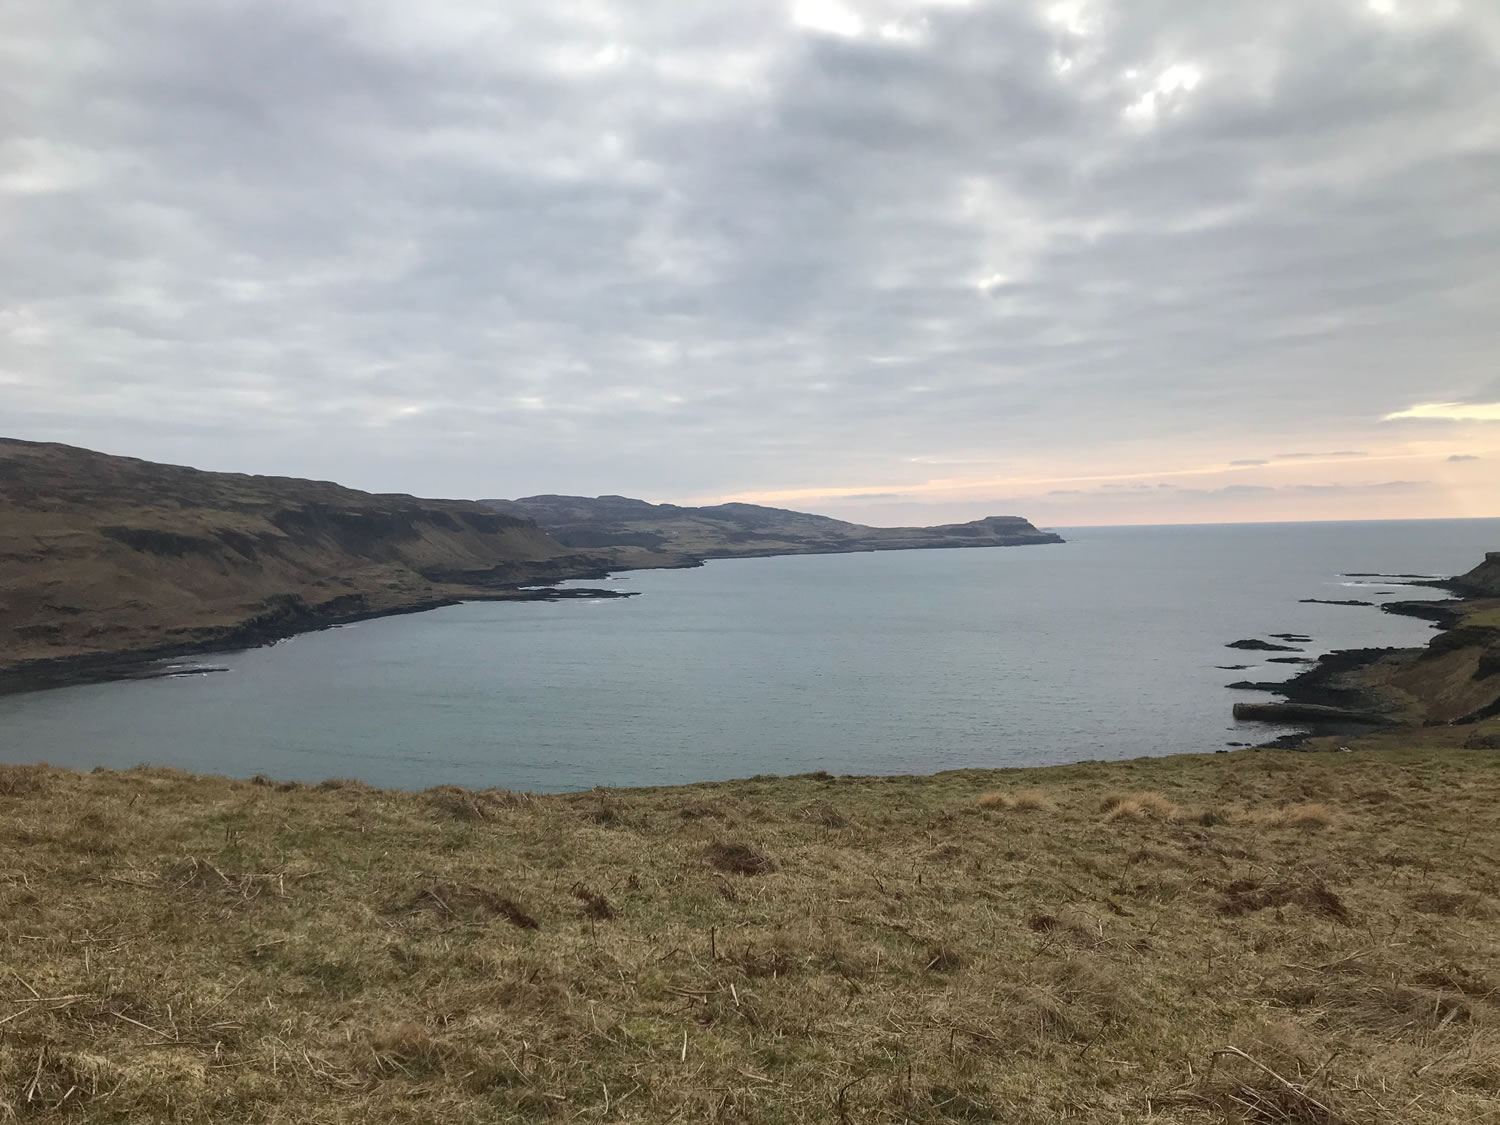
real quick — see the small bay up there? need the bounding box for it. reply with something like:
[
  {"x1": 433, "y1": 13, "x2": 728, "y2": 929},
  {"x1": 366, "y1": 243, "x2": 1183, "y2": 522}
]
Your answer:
[{"x1": 1, "y1": 518, "x2": 1494, "y2": 791}]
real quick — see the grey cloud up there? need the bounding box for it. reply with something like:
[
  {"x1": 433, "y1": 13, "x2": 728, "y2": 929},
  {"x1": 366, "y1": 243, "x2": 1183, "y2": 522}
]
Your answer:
[
  {"x1": 1464, "y1": 378, "x2": 1500, "y2": 403},
  {"x1": 1293, "y1": 480, "x2": 1428, "y2": 494},
  {"x1": 1448, "y1": 454, "x2": 1480, "y2": 462},
  {"x1": 1038, "y1": 479, "x2": 1429, "y2": 502},
  {"x1": 2, "y1": 2, "x2": 1498, "y2": 504},
  {"x1": 1178, "y1": 485, "x2": 1274, "y2": 498},
  {"x1": 1229, "y1": 459, "x2": 1269, "y2": 466}
]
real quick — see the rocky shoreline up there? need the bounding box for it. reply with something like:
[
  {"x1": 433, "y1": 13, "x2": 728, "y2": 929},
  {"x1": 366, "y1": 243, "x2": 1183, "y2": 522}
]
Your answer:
[
  {"x1": 0, "y1": 583, "x2": 638, "y2": 696},
  {"x1": 1231, "y1": 553, "x2": 1500, "y2": 748}
]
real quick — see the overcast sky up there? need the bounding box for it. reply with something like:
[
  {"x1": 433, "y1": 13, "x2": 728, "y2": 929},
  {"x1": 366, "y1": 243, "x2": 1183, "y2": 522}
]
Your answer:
[{"x1": 3, "y1": 0, "x2": 1498, "y2": 525}]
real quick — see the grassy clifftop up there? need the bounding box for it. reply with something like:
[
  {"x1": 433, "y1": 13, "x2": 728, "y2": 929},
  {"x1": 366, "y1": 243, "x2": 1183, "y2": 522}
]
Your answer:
[
  {"x1": 2, "y1": 734, "x2": 1497, "y2": 1122},
  {"x1": 0, "y1": 439, "x2": 606, "y2": 688}
]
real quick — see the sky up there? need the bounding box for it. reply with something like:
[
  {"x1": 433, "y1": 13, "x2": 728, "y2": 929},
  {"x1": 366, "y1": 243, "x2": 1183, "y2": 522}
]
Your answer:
[{"x1": 2, "y1": 0, "x2": 1498, "y2": 527}]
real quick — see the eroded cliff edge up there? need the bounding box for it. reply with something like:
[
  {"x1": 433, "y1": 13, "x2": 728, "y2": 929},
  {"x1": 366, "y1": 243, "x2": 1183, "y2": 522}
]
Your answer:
[{"x1": 0, "y1": 439, "x2": 617, "y2": 692}]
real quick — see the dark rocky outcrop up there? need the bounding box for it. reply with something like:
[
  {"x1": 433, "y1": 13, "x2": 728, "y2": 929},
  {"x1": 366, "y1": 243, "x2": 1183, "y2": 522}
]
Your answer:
[
  {"x1": 1383, "y1": 600, "x2": 1466, "y2": 628},
  {"x1": 1227, "y1": 639, "x2": 1302, "y2": 652},
  {"x1": 1445, "y1": 553, "x2": 1500, "y2": 599},
  {"x1": 1232, "y1": 701, "x2": 1388, "y2": 726}
]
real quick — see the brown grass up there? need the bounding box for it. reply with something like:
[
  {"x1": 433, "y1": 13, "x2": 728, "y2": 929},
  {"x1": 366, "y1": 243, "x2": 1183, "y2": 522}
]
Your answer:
[
  {"x1": 977, "y1": 788, "x2": 1057, "y2": 812},
  {"x1": 1273, "y1": 802, "x2": 1338, "y2": 830},
  {"x1": 704, "y1": 839, "x2": 777, "y2": 875},
  {"x1": 0, "y1": 742, "x2": 1497, "y2": 1122},
  {"x1": 1100, "y1": 790, "x2": 1180, "y2": 821}
]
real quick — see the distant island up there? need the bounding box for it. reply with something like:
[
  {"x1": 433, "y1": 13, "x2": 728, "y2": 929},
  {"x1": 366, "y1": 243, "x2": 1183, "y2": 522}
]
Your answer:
[
  {"x1": 481, "y1": 494, "x2": 1063, "y2": 568},
  {"x1": 0, "y1": 439, "x2": 1060, "y2": 692}
]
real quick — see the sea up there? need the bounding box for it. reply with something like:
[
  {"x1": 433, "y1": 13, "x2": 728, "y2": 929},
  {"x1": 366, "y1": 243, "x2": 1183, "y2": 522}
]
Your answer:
[{"x1": 1, "y1": 519, "x2": 1495, "y2": 792}]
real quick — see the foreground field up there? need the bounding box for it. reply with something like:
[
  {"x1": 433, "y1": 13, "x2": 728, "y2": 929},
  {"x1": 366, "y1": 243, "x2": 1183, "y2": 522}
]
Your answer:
[{"x1": 2, "y1": 735, "x2": 1498, "y2": 1123}]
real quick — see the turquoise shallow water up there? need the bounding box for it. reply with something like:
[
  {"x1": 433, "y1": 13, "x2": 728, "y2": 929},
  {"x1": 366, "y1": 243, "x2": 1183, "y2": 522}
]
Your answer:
[{"x1": 1, "y1": 519, "x2": 1495, "y2": 791}]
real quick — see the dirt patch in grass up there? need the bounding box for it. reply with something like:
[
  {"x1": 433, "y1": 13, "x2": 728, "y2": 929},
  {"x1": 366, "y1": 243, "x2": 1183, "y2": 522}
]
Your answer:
[
  {"x1": 571, "y1": 882, "x2": 616, "y2": 921},
  {"x1": 1218, "y1": 877, "x2": 1353, "y2": 924},
  {"x1": 406, "y1": 882, "x2": 540, "y2": 928},
  {"x1": 1407, "y1": 888, "x2": 1492, "y2": 917},
  {"x1": 705, "y1": 839, "x2": 777, "y2": 875}
]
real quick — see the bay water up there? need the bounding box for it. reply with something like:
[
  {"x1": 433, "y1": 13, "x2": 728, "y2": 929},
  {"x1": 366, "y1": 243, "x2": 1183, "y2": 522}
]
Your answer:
[{"x1": 1, "y1": 519, "x2": 1495, "y2": 791}]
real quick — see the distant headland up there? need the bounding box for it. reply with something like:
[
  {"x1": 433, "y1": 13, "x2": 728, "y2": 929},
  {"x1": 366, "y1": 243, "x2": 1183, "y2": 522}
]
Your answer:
[{"x1": 481, "y1": 493, "x2": 1062, "y2": 569}]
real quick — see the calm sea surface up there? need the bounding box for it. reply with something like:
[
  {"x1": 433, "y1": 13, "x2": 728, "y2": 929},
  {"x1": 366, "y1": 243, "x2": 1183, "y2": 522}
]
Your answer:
[{"x1": 2, "y1": 519, "x2": 1496, "y2": 791}]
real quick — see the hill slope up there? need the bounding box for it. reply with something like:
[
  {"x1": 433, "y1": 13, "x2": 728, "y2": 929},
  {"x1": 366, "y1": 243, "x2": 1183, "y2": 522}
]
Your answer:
[
  {"x1": 0, "y1": 439, "x2": 605, "y2": 689},
  {"x1": 481, "y1": 493, "x2": 1063, "y2": 564},
  {"x1": 1449, "y1": 551, "x2": 1500, "y2": 598},
  {"x1": 1, "y1": 741, "x2": 1496, "y2": 1123}
]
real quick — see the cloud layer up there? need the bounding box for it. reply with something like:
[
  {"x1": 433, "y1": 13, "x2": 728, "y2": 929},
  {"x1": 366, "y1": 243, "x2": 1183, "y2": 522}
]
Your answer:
[{"x1": 3, "y1": 0, "x2": 1499, "y2": 522}]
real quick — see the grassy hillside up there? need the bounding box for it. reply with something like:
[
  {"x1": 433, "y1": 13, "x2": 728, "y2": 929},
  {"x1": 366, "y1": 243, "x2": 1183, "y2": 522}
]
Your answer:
[
  {"x1": 0, "y1": 439, "x2": 606, "y2": 688},
  {"x1": 481, "y1": 494, "x2": 1062, "y2": 565},
  {"x1": 2, "y1": 732, "x2": 1497, "y2": 1122}
]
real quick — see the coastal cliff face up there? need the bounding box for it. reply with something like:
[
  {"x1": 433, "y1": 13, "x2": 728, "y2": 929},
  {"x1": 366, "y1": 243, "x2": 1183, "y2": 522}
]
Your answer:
[
  {"x1": 0, "y1": 439, "x2": 601, "y2": 687},
  {"x1": 1260, "y1": 553, "x2": 1500, "y2": 735},
  {"x1": 481, "y1": 494, "x2": 1063, "y2": 564},
  {"x1": 1448, "y1": 552, "x2": 1500, "y2": 598}
]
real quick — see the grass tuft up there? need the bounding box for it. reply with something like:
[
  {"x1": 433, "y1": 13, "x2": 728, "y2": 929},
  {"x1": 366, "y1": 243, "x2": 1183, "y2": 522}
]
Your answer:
[
  {"x1": 1101, "y1": 791, "x2": 1179, "y2": 821},
  {"x1": 0, "y1": 764, "x2": 49, "y2": 797},
  {"x1": 979, "y1": 788, "x2": 1057, "y2": 812},
  {"x1": 1276, "y1": 802, "x2": 1338, "y2": 830},
  {"x1": 802, "y1": 801, "x2": 849, "y2": 828}
]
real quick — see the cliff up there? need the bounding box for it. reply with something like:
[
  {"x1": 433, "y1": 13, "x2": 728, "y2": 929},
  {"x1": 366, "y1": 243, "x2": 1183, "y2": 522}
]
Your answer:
[
  {"x1": 480, "y1": 494, "x2": 1063, "y2": 565},
  {"x1": 0, "y1": 439, "x2": 608, "y2": 690},
  {"x1": 1447, "y1": 551, "x2": 1500, "y2": 599},
  {"x1": 1244, "y1": 551, "x2": 1500, "y2": 738}
]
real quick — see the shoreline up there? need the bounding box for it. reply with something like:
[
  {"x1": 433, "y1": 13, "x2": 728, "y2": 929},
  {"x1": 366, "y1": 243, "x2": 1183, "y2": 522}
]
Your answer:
[
  {"x1": 0, "y1": 538, "x2": 1064, "y2": 698},
  {"x1": 1234, "y1": 570, "x2": 1500, "y2": 747},
  {"x1": 7, "y1": 542, "x2": 1494, "y2": 777},
  {"x1": 0, "y1": 583, "x2": 637, "y2": 697}
]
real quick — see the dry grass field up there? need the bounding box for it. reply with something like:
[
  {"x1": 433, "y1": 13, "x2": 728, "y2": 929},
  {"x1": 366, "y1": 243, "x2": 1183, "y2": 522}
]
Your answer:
[{"x1": 2, "y1": 731, "x2": 1499, "y2": 1123}]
